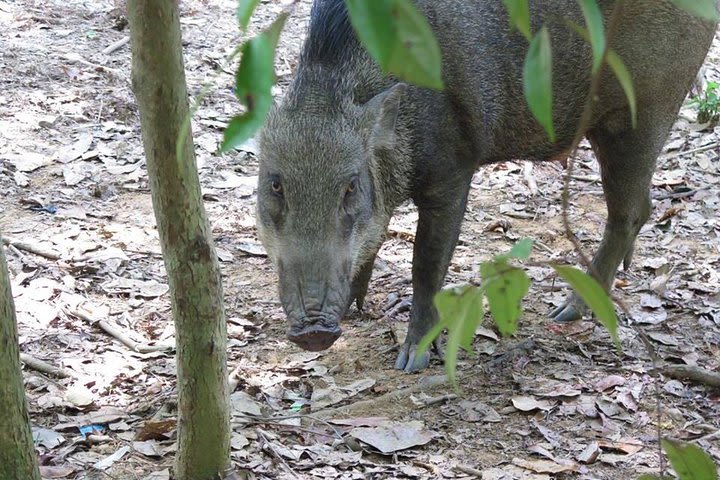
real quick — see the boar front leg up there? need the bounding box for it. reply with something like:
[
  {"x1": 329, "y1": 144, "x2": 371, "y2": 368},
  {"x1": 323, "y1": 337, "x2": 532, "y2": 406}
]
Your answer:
[{"x1": 395, "y1": 177, "x2": 472, "y2": 373}]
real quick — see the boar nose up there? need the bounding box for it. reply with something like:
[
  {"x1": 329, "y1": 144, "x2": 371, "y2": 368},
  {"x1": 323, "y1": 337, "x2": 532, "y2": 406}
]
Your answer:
[{"x1": 288, "y1": 321, "x2": 342, "y2": 351}]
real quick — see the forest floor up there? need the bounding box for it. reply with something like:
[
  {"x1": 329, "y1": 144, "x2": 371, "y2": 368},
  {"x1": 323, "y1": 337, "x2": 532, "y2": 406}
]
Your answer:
[{"x1": 0, "y1": 0, "x2": 718, "y2": 479}]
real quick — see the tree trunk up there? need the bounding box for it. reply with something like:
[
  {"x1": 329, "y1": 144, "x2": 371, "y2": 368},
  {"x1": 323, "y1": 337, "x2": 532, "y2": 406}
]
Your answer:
[
  {"x1": 0, "y1": 244, "x2": 41, "y2": 480},
  {"x1": 127, "y1": 3, "x2": 231, "y2": 479}
]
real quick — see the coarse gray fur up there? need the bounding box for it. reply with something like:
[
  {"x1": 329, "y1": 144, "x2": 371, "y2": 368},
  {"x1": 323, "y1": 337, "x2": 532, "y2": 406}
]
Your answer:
[{"x1": 257, "y1": 0, "x2": 716, "y2": 371}]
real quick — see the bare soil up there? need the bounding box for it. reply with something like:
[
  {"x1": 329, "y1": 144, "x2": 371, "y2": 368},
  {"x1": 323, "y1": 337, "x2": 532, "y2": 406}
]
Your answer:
[{"x1": 0, "y1": 1, "x2": 718, "y2": 479}]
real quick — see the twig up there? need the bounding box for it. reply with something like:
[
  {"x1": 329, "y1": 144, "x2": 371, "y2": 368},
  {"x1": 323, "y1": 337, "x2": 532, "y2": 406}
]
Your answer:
[
  {"x1": 65, "y1": 308, "x2": 172, "y2": 353},
  {"x1": 660, "y1": 141, "x2": 720, "y2": 161},
  {"x1": 697, "y1": 430, "x2": 720, "y2": 443},
  {"x1": 660, "y1": 365, "x2": 720, "y2": 388},
  {"x1": 653, "y1": 187, "x2": 707, "y2": 201},
  {"x1": 568, "y1": 174, "x2": 601, "y2": 183},
  {"x1": 1, "y1": 236, "x2": 61, "y2": 260},
  {"x1": 20, "y1": 353, "x2": 76, "y2": 379},
  {"x1": 102, "y1": 36, "x2": 130, "y2": 55},
  {"x1": 256, "y1": 428, "x2": 296, "y2": 476},
  {"x1": 419, "y1": 393, "x2": 458, "y2": 407},
  {"x1": 523, "y1": 162, "x2": 539, "y2": 195},
  {"x1": 455, "y1": 464, "x2": 484, "y2": 477}
]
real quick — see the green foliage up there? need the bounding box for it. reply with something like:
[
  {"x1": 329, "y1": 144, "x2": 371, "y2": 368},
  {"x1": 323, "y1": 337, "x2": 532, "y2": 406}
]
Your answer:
[
  {"x1": 606, "y1": 50, "x2": 637, "y2": 128},
  {"x1": 345, "y1": 0, "x2": 444, "y2": 89},
  {"x1": 641, "y1": 441, "x2": 719, "y2": 480},
  {"x1": 690, "y1": 81, "x2": 720, "y2": 124},
  {"x1": 670, "y1": 0, "x2": 719, "y2": 21},
  {"x1": 236, "y1": 0, "x2": 261, "y2": 30},
  {"x1": 419, "y1": 241, "x2": 533, "y2": 385},
  {"x1": 480, "y1": 262, "x2": 531, "y2": 337},
  {"x1": 417, "y1": 286, "x2": 484, "y2": 387},
  {"x1": 523, "y1": 27, "x2": 555, "y2": 141},
  {"x1": 222, "y1": 14, "x2": 288, "y2": 152},
  {"x1": 662, "y1": 440, "x2": 719, "y2": 480},
  {"x1": 552, "y1": 265, "x2": 620, "y2": 348},
  {"x1": 421, "y1": 238, "x2": 627, "y2": 385},
  {"x1": 501, "y1": 0, "x2": 531, "y2": 40},
  {"x1": 578, "y1": 0, "x2": 606, "y2": 73}
]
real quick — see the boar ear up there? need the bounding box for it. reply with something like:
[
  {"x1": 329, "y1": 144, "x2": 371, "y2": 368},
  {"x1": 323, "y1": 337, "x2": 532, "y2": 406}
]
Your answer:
[{"x1": 363, "y1": 83, "x2": 407, "y2": 151}]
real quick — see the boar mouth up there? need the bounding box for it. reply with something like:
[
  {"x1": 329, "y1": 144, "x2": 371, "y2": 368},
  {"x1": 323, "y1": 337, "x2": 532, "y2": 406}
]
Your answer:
[{"x1": 287, "y1": 316, "x2": 343, "y2": 351}]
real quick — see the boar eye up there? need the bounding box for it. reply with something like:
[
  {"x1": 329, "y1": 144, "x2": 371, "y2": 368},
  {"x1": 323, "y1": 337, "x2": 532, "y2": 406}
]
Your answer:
[
  {"x1": 271, "y1": 179, "x2": 283, "y2": 195},
  {"x1": 346, "y1": 178, "x2": 357, "y2": 195}
]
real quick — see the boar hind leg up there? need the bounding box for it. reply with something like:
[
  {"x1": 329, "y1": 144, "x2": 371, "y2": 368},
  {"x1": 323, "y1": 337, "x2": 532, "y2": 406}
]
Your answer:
[
  {"x1": 551, "y1": 114, "x2": 671, "y2": 323},
  {"x1": 395, "y1": 178, "x2": 472, "y2": 372}
]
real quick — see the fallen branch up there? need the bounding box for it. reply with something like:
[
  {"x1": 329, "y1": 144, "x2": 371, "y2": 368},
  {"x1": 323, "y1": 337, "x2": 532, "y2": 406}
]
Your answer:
[
  {"x1": 455, "y1": 464, "x2": 484, "y2": 477},
  {"x1": 20, "y1": 353, "x2": 76, "y2": 379},
  {"x1": 653, "y1": 187, "x2": 707, "y2": 201},
  {"x1": 1, "y1": 236, "x2": 61, "y2": 260},
  {"x1": 65, "y1": 308, "x2": 172, "y2": 354},
  {"x1": 660, "y1": 141, "x2": 719, "y2": 161},
  {"x1": 661, "y1": 365, "x2": 720, "y2": 388},
  {"x1": 102, "y1": 36, "x2": 130, "y2": 55}
]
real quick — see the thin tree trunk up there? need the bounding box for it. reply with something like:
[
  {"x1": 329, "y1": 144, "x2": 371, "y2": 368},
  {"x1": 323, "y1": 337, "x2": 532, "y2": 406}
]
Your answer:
[
  {"x1": 0, "y1": 244, "x2": 41, "y2": 480},
  {"x1": 127, "y1": 2, "x2": 230, "y2": 479}
]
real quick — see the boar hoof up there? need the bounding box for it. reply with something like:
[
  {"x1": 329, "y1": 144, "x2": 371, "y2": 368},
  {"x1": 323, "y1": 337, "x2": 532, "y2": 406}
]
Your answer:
[
  {"x1": 394, "y1": 342, "x2": 430, "y2": 373},
  {"x1": 549, "y1": 297, "x2": 585, "y2": 323},
  {"x1": 288, "y1": 325, "x2": 342, "y2": 352}
]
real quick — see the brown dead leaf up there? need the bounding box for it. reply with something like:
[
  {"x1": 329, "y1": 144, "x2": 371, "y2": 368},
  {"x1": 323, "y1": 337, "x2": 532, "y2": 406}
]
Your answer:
[
  {"x1": 511, "y1": 396, "x2": 554, "y2": 412},
  {"x1": 597, "y1": 438, "x2": 644, "y2": 455},
  {"x1": 350, "y1": 420, "x2": 435, "y2": 454},
  {"x1": 512, "y1": 456, "x2": 579, "y2": 474},
  {"x1": 577, "y1": 441, "x2": 601, "y2": 464},
  {"x1": 594, "y1": 375, "x2": 626, "y2": 392},
  {"x1": 136, "y1": 419, "x2": 176, "y2": 441},
  {"x1": 38, "y1": 466, "x2": 75, "y2": 478}
]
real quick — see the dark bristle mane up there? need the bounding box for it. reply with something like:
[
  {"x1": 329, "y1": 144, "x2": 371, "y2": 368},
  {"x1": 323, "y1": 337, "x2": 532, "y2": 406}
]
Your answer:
[{"x1": 302, "y1": 0, "x2": 357, "y2": 65}]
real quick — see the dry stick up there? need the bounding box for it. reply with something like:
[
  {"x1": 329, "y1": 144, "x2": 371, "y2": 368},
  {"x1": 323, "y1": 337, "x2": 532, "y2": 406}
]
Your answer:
[
  {"x1": 454, "y1": 464, "x2": 485, "y2": 477},
  {"x1": 19, "y1": 353, "x2": 76, "y2": 379},
  {"x1": 523, "y1": 162, "x2": 539, "y2": 195},
  {"x1": 256, "y1": 428, "x2": 297, "y2": 476},
  {"x1": 653, "y1": 187, "x2": 708, "y2": 201},
  {"x1": 660, "y1": 365, "x2": 720, "y2": 388},
  {"x1": 65, "y1": 308, "x2": 172, "y2": 354},
  {"x1": 1, "y1": 236, "x2": 61, "y2": 260},
  {"x1": 660, "y1": 141, "x2": 720, "y2": 161},
  {"x1": 102, "y1": 36, "x2": 130, "y2": 55}
]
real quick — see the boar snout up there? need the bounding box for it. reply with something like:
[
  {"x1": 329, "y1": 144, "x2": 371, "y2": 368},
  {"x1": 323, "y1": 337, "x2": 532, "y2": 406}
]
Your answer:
[{"x1": 288, "y1": 317, "x2": 342, "y2": 351}]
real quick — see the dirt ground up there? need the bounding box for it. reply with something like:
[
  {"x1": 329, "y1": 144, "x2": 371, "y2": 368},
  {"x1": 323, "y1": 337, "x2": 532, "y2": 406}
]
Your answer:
[{"x1": 0, "y1": 1, "x2": 718, "y2": 479}]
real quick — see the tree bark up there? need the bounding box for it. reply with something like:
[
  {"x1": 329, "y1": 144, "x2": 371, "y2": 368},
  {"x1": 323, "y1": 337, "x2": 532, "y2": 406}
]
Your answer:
[
  {"x1": 127, "y1": 2, "x2": 230, "y2": 479},
  {"x1": 0, "y1": 244, "x2": 41, "y2": 480}
]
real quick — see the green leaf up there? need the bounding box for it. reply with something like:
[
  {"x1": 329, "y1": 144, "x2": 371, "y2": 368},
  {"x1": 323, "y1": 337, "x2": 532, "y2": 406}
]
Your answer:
[
  {"x1": 523, "y1": 27, "x2": 555, "y2": 142},
  {"x1": 670, "y1": 0, "x2": 719, "y2": 21},
  {"x1": 662, "y1": 440, "x2": 719, "y2": 480},
  {"x1": 221, "y1": 13, "x2": 287, "y2": 152},
  {"x1": 508, "y1": 238, "x2": 534, "y2": 260},
  {"x1": 345, "y1": 0, "x2": 444, "y2": 89},
  {"x1": 481, "y1": 262, "x2": 531, "y2": 336},
  {"x1": 637, "y1": 476, "x2": 672, "y2": 480},
  {"x1": 606, "y1": 49, "x2": 637, "y2": 129},
  {"x1": 419, "y1": 286, "x2": 484, "y2": 387},
  {"x1": 501, "y1": 0, "x2": 531, "y2": 40},
  {"x1": 552, "y1": 265, "x2": 619, "y2": 348},
  {"x1": 577, "y1": 0, "x2": 606, "y2": 73},
  {"x1": 237, "y1": 0, "x2": 262, "y2": 30}
]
